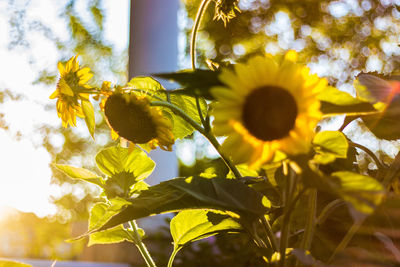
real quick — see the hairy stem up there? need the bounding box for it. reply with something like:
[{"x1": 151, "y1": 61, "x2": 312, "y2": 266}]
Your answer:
[
  {"x1": 127, "y1": 221, "x2": 157, "y2": 267},
  {"x1": 279, "y1": 169, "x2": 297, "y2": 267},
  {"x1": 190, "y1": 0, "x2": 212, "y2": 70},
  {"x1": 261, "y1": 216, "x2": 278, "y2": 251},
  {"x1": 300, "y1": 188, "x2": 317, "y2": 251},
  {"x1": 316, "y1": 199, "x2": 345, "y2": 225},
  {"x1": 328, "y1": 218, "x2": 365, "y2": 263},
  {"x1": 348, "y1": 140, "x2": 384, "y2": 170},
  {"x1": 167, "y1": 248, "x2": 180, "y2": 267}
]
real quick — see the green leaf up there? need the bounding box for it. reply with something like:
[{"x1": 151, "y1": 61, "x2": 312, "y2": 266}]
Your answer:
[
  {"x1": 170, "y1": 210, "x2": 241, "y2": 261},
  {"x1": 320, "y1": 101, "x2": 376, "y2": 115},
  {"x1": 154, "y1": 69, "x2": 222, "y2": 100},
  {"x1": 127, "y1": 76, "x2": 208, "y2": 140},
  {"x1": 53, "y1": 164, "x2": 104, "y2": 187},
  {"x1": 88, "y1": 198, "x2": 131, "y2": 231},
  {"x1": 127, "y1": 76, "x2": 164, "y2": 91},
  {"x1": 91, "y1": 176, "x2": 268, "y2": 233},
  {"x1": 0, "y1": 260, "x2": 32, "y2": 267},
  {"x1": 318, "y1": 86, "x2": 365, "y2": 105},
  {"x1": 332, "y1": 171, "x2": 384, "y2": 214},
  {"x1": 166, "y1": 94, "x2": 207, "y2": 139},
  {"x1": 312, "y1": 131, "x2": 348, "y2": 164},
  {"x1": 88, "y1": 225, "x2": 137, "y2": 246},
  {"x1": 227, "y1": 164, "x2": 258, "y2": 179},
  {"x1": 361, "y1": 96, "x2": 400, "y2": 140},
  {"x1": 81, "y1": 100, "x2": 95, "y2": 138},
  {"x1": 318, "y1": 86, "x2": 376, "y2": 115},
  {"x1": 95, "y1": 146, "x2": 155, "y2": 179}
]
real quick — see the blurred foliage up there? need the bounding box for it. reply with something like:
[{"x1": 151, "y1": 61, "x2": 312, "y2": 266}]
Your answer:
[
  {"x1": 1, "y1": 0, "x2": 127, "y2": 259},
  {"x1": 183, "y1": 0, "x2": 400, "y2": 86},
  {"x1": 0, "y1": 211, "x2": 85, "y2": 258}
]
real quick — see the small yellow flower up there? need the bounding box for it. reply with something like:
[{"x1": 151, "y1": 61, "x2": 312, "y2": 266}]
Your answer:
[
  {"x1": 50, "y1": 55, "x2": 93, "y2": 127},
  {"x1": 213, "y1": 0, "x2": 241, "y2": 26},
  {"x1": 104, "y1": 92, "x2": 175, "y2": 151},
  {"x1": 211, "y1": 51, "x2": 326, "y2": 168}
]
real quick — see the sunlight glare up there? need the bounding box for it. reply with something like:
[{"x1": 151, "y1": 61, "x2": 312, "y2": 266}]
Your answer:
[{"x1": 0, "y1": 130, "x2": 57, "y2": 218}]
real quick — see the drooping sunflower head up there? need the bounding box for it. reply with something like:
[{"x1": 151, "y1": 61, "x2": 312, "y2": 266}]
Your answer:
[
  {"x1": 211, "y1": 51, "x2": 327, "y2": 168},
  {"x1": 50, "y1": 55, "x2": 93, "y2": 127},
  {"x1": 104, "y1": 92, "x2": 175, "y2": 151},
  {"x1": 213, "y1": 0, "x2": 240, "y2": 26}
]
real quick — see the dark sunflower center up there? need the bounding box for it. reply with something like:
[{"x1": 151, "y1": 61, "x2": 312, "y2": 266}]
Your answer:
[
  {"x1": 104, "y1": 94, "x2": 157, "y2": 143},
  {"x1": 242, "y1": 86, "x2": 298, "y2": 141}
]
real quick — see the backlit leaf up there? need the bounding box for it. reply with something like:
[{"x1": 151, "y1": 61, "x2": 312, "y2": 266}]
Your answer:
[
  {"x1": 53, "y1": 164, "x2": 104, "y2": 187},
  {"x1": 171, "y1": 210, "x2": 241, "y2": 248},
  {"x1": 88, "y1": 198, "x2": 131, "y2": 231},
  {"x1": 167, "y1": 94, "x2": 207, "y2": 139},
  {"x1": 318, "y1": 86, "x2": 376, "y2": 115},
  {"x1": 127, "y1": 76, "x2": 164, "y2": 91},
  {"x1": 90, "y1": 176, "x2": 268, "y2": 233},
  {"x1": 361, "y1": 95, "x2": 400, "y2": 140},
  {"x1": 332, "y1": 171, "x2": 384, "y2": 214},
  {"x1": 95, "y1": 146, "x2": 155, "y2": 179},
  {"x1": 313, "y1": 131, "x2": 348, "y2": 164},
  {"x1": 81, "y1": 99, "x2": 95, "y2": 138},
  {"x1": 154, "y1": 69, "x2": 222, "y2": 99},
  {"x1": 88, "y1": 225, "x2": 136, "y2": 246}
]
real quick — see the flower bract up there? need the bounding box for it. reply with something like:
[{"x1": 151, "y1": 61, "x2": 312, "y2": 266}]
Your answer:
[
  {"x1": 213, "y1": 0, "x2": 240, "y2": 26},
  {"x1": 104, "y1": 92, "x2": 175, "y2": 151},
  {"x1": 50, "y1": 55, "x2": 93, "y2": 127},
  {"x1": 211, "y1": 51, "x2": 326, "y2": 168}
]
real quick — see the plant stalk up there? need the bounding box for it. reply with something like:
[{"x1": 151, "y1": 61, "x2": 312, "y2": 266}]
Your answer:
[
  {"x1": 190, "y1": 0, "x2": 211, "y2": 70},
  {"x1": 190, "y1": 0, "x2": 212, "y2": 134},
  {"x1": 328, "y1": 218, "x2": 365, "y2": 263},
  {"x1": 348, "y1": 140, "x2": 384, "y2": 170},
  {"x1": 279, "y1": 169, "x2": 296, "y2": 267},
  {"x1": 261, "y1": 216, "x2": 278, "y2": 251},
  {"x1": 300, "y1": 188, "x2": 317, "y2": 251},
  {"x1": 127, "y1": 221, "x2": 157, "y2": 267},
  {"x1": 167, "y1": 248, "x2": 180, "y2": 267}
]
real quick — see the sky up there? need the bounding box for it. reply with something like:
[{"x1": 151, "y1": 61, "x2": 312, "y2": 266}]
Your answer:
[{"x1": 0, "y1": 0, "x2": 129, "y2": 217}]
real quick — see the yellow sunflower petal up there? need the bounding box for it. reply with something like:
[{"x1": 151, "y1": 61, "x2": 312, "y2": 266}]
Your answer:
[
  {"x1": 49, "y1": 90, "x2": 59, "y2": 99},
  {"x1": 211, "y1": 53, "x2": 327, "y2": 166},
  {"x1": 57, "y1": 62, "x2": 66, "y2": 76}
]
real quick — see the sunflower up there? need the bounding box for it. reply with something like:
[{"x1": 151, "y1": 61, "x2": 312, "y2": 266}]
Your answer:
[
  {"x1": 211, "y1": 51, "x2": 326, "y2": 168},
  {"x1": 104, "y1": 92, "x2": 175, "y2": 151},
  {"x1": 213, "y1": 0, "x2": 241, "y2": 26},
  {"x1": 50, "y1": 55, "x2": 93, "y2": 127}
]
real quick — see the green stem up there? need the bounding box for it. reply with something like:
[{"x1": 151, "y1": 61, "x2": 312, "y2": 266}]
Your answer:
[
  {"x1": 195, "y1": 96, "x2": 207, "y2": 130},
  {"x1": 127, "y1": 221, "x2": 157, "y2": 267},
  {"x1": 167, "y1": 248, "x2": 180, "y2": 267},
  {"x1": 328, "y1": 218, "x2": 365, "y2": 263},
  {"x1": 348, "y1": 140, "x2": 384, "y2": 171},
  {"x1": 300, "y1": 189, "x2": 317, "y2": 251},
  {"x1": 150, "y1": 101, "x2": 241, "y2": 178},
  {"x1": 261, "y1": 216, "x2": 278, "y2": 251},
  {"x1": 190, "y1": 0, "x2": 211, "y2": 70},
  {"x1": 279, "y1": 170, "x2": 296, "y2": 267},
  {"x1": 190, "y1": 0, "x2": 212, "y2": 134},
  {"x1": 383, "y1": 151, "x2": 400, "y2": 187},
  {"x1": 316, "y1": 199, "x2": 345, "y2": 225}
]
